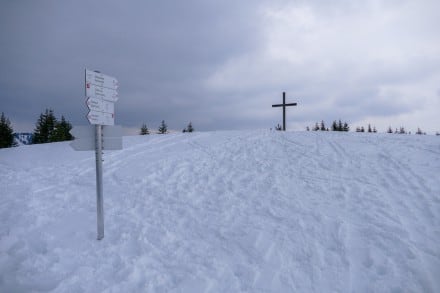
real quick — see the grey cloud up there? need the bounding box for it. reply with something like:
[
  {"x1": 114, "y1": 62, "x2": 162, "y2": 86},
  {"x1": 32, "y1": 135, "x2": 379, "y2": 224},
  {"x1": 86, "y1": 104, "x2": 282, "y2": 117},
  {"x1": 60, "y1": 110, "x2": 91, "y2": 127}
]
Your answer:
[{"x1": 1, "y1": 0, "x2": 439, "y2": 133}]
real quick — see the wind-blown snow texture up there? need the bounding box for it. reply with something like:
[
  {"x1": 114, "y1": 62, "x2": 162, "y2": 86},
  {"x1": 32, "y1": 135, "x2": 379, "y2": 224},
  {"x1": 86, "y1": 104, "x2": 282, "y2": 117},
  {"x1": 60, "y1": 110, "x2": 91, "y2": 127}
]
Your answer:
[{"x1": 1, "y1": 130, "x2": 439, "y2": 292}]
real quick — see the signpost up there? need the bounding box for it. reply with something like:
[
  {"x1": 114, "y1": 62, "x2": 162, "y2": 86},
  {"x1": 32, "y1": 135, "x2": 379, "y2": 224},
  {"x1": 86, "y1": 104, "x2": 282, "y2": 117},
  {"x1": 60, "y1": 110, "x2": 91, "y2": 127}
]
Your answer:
[{"x1": 70, "y1": 69, "x2": 122, "y2": 240}]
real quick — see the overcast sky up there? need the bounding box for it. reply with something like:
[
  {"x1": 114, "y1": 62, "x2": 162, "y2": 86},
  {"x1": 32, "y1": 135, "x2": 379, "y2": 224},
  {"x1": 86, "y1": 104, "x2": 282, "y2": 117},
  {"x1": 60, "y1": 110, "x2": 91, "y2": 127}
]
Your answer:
[{"x1": 1, "y1": 0, "x2": 439, "y2": 134}]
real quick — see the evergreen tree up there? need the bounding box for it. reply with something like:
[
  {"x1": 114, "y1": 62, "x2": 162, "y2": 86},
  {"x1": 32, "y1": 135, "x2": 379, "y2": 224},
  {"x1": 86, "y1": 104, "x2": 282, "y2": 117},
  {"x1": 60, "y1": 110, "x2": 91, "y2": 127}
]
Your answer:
[
  {"x1": 331, "y1": 121, "x2": 338, "y2": 131},
  {"x1": 51, "y1": 116, "x2": 73, "y2": 142},
  {"x1": 0, "y1": 112, "x2": 15, "y2": 148},
  {"x1": 32, "y1": 109, "x2": 72, "y2": 143},
  {"x1": 373, "y1": 126, "x2": 377, "y2": 133},
  {"x1": 360, "y1": 126, "x2": 365, "y2": 132},
  {"x1": 140, "y1": 123, "x2": 149, "y2": 135},
  {"x1": 343, "y1": 122, "x2": 349, "y2": 132},
  {"x1": 33, "y1": 109, "x2": 57, "y2": 144},
  {"x1": 368, "y1": 124, "x2": 372, "y2": 133},
  {"x1": 399, "y1": 127, "x2": 406, "y2": 134},
  {"x1": 338, "y1": 120, "x2": 343, "y2": 131},
  {"x1": 387, "y1": 126, "x2": 393, "y2": 134},
  {"x1": 185, "y1": 122, "x2": 194, "y2": 133},
  {"x1": 157, "y1": 120, "x2": 168, "y2": 134},
  {"x1": 313, "y1": 122, "x2": 320, "y2": 131},
  {"x1": 275, "y1": 124, "x2": 282, "y2": 131},
  {"x1": 306, "y1": 126, "x2": 310, "y2": 131},
  {"x1": 416, "y1": 127, "x2": 424, "y2": 135},
  {"x1": 320, "y1": 120, "x2": 326, "y2": 131}
]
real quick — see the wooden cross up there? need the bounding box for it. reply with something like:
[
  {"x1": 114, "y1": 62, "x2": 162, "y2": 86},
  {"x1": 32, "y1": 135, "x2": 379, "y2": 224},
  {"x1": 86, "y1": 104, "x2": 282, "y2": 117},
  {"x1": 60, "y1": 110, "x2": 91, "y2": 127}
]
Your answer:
[{"x1": 272, "y1": 92, "x2": 297, "y2": 131}]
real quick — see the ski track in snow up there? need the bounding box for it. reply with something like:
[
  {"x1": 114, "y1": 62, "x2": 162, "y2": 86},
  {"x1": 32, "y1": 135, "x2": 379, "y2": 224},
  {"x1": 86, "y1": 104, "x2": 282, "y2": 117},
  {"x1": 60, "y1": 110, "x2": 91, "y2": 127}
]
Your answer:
[{"x1": 1, "y1": 131, "x2": 439, "y2": 292}]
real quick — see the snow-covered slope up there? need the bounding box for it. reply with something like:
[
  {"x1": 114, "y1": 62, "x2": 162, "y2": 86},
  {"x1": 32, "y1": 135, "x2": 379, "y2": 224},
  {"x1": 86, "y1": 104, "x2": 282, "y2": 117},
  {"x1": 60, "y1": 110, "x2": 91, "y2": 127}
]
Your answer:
[{"x1": 1, "y1": 130, "x2": 439, "y2": 292}]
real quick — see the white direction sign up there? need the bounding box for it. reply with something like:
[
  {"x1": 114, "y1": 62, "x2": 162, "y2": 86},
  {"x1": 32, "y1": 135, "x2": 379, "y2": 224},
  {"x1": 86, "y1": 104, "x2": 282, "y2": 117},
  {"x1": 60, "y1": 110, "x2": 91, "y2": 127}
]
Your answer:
[
  {"x1": 87, "y1": 110, "x2": 114, "y2": 126},
  {"x1": 85, "y1": 69, "x2": 118, "y2": 90},
  {"x1": 86, "y1": 83, "x2": 118, "y2": 102},
  {"x1": 86, "y1": 97, "x2": 115, "y2": 114}
]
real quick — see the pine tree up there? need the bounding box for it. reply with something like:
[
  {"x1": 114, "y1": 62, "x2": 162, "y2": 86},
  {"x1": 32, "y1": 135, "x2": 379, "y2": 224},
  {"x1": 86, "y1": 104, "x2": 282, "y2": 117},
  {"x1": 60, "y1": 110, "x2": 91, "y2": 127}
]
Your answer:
[
  {"x1": 387, "y1": 126, "x2": 393, "y2": 134},
  {"x1": 51, "y1": 116, "x2": 73, "y2": 142},
  {"x1": 361, "y1": 126, "x2": 365, "y2": 132},
  {"x1": 306, "y1": 126, "x2": 310, "y2": 131},
  {"x1": 337, "y1": 120, "x2": 343, "y2": 131},
  {"x1": 368, "y1": 124, "x2": 372, "y2": 133},
  {"x1": 32, "y1": 109, "x2": 72, "y2": 143},
  {"x1": 313, "y1": 122, "x2": 320, "y2": 131},
  {"x1": 331, "y1": 121, "x2": 338, "y2": 131},
  {"x1": 140, "y1": 123, "x2": 149, "y2": 135},
  {"x1": 373, "y1": 127, "x2": 377, "y2": 133},
  {"x1": 185, "y1": 122, "x2": 194, "y2": 133},
  {"x1": 320, "y1": 120, "x2": 326, "y2": 131},
  {"x1": 343, "y1": 122, "x2": 349, "y2": 132},
  {"x1": 157, "y1": 120, "x2": 168, "y2": 134},
  {"x1": 0, "y1": 112, "x2": 15, "y2": 148},
  {"x1": 33, "y1": 109, "x2": 57, "y2": 144}
]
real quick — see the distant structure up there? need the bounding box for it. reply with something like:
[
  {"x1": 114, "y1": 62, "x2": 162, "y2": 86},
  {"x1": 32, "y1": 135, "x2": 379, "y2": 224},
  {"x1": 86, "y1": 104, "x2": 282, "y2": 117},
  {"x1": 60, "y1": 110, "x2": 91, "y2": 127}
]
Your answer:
[
  {"x1": 14, "y1": 133, "x2": 33, "y2": 145},
  {"x1": 272, "y1": 92, "x2": 298, "y2": 131}
]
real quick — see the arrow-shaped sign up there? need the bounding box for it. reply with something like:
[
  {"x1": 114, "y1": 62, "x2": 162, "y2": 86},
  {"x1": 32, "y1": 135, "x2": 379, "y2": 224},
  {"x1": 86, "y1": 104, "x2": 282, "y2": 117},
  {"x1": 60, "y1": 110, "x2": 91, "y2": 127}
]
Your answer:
[
  {"x1": 86, "y1": 83, "x2": 118, "y2": 102},
  {"x1": 87, "y1": 110, "x2": 114, "y2": 126},
  {"x1": 86, "y1": 97, "x2": 115, "y2": 114},
  {"x1": 85, "y1": 69, "x2": 118, "y2": 90}
]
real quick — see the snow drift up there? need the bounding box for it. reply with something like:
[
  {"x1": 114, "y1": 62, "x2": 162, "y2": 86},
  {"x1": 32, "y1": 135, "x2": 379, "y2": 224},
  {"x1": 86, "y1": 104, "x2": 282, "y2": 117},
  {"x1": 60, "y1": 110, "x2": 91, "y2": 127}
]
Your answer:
[{"x1": 1, "y1": 130, "x2": 439, "y2": 292}]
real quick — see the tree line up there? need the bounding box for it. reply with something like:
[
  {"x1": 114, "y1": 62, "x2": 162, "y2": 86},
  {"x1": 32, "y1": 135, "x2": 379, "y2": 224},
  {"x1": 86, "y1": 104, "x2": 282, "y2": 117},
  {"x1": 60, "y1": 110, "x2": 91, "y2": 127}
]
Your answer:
[
  {"x1": 1, "y1": 111, "x2": 439, "y2": 149},
  {"x1": 0, "y1": 109, "x2": 73, "y2": 148},
  {"x1": 304, "y1": 120, "x2": 430, "y2": 135},
  {"x1": 305, "y1": 120, "x2": 350, "y2": 132},
  {"x1": 140, "y1": 121, "x2": 194, "y2": 135}
]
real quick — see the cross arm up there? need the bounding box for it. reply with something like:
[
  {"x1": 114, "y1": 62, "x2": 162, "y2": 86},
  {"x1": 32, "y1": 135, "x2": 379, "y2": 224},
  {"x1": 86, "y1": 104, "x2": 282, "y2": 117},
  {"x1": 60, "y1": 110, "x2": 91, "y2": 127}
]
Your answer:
[{"x1": 272, "y1": 103, "x2": 297, "y2": 107}]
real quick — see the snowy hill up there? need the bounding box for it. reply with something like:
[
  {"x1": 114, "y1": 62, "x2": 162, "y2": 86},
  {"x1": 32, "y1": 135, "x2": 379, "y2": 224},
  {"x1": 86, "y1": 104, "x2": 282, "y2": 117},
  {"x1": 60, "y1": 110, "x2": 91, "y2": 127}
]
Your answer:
[{"x1": 1, "y1": 130, "x2": 439, "y2": 292}]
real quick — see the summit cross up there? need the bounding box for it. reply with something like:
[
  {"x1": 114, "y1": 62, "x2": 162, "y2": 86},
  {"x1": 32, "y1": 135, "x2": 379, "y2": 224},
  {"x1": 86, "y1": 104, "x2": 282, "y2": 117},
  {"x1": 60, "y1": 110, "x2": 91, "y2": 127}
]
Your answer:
[{"x1": 272, "y1": 92, "x2": 298, "y2": 131}]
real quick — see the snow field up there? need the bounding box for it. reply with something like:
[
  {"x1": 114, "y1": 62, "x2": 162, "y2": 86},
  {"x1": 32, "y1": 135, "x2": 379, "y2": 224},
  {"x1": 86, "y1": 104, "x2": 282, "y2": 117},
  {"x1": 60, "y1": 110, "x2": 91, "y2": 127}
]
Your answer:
[{"x1": 1, "y1": 130, "x2": 439, "y2": 292}]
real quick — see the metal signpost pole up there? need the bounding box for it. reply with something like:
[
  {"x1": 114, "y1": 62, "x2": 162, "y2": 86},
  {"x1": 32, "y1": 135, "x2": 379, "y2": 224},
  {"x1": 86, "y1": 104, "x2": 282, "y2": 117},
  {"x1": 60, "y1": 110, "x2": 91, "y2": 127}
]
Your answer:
[
  {"x1": 75, "y1": 69, "x2": 120, "y2": 240},
  {"x1": 95, "y1": 124, "x2": 104, "y2": 240}
]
